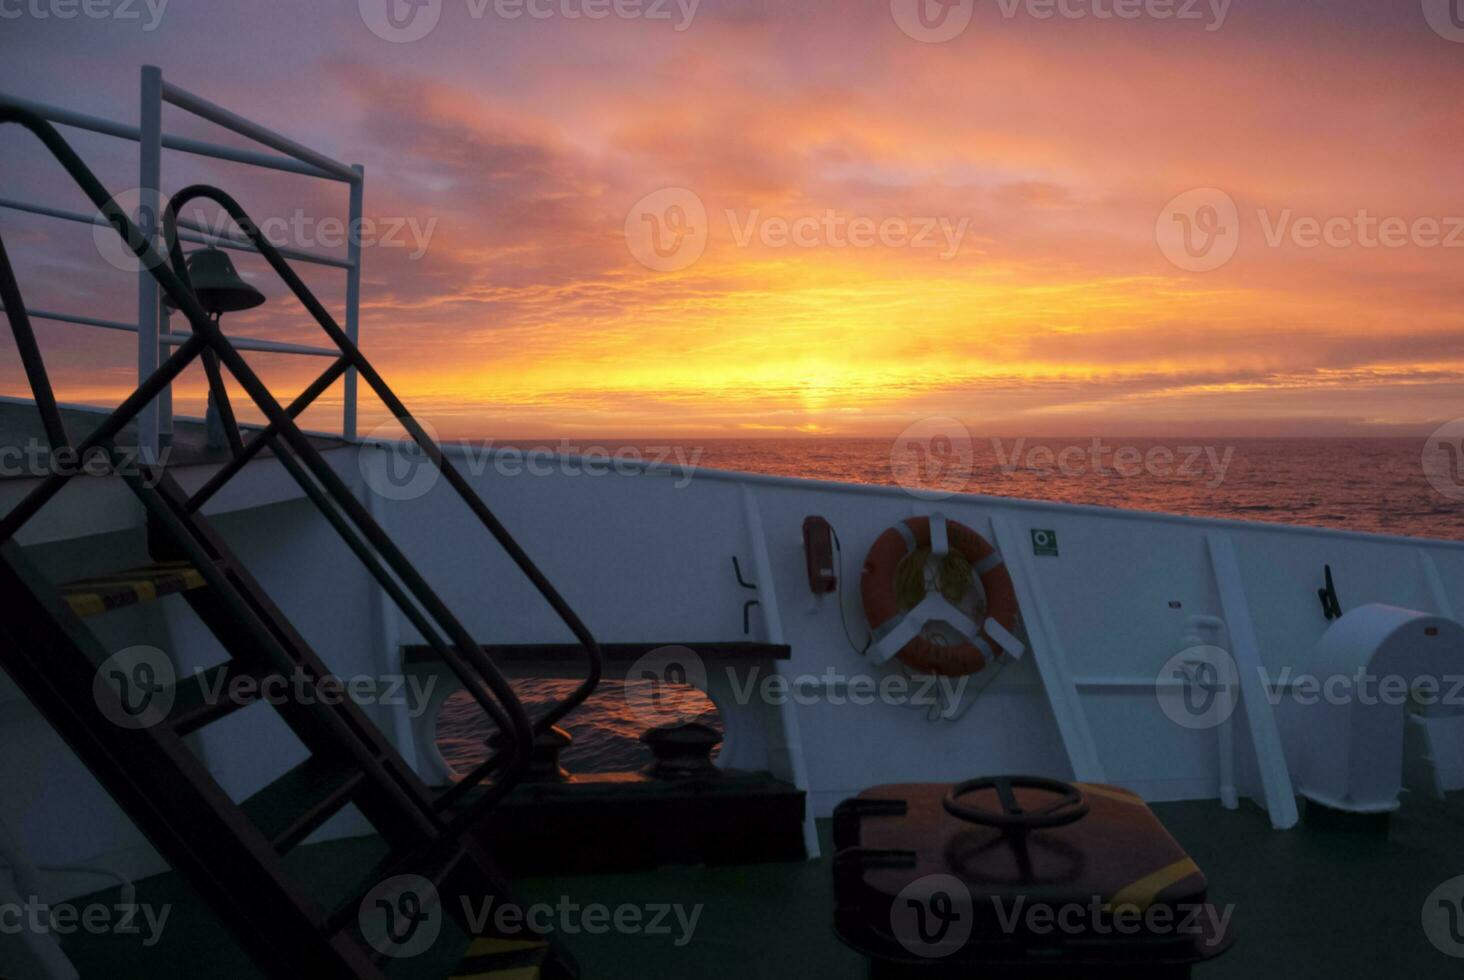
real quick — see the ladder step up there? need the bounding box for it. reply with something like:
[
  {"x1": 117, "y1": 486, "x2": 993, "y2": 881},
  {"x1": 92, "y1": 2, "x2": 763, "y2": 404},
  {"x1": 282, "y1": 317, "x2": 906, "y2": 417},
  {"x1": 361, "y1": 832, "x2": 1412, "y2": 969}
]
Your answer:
[
  {"x1": 170, "y1": 660, "x2": 275, "y2": 737},
  {"x1": 60, "y1": 560, "x2": 207, "y2": 617},
  {"x1": 241, "y1": 757, "x2": 366, "y2": 853}
]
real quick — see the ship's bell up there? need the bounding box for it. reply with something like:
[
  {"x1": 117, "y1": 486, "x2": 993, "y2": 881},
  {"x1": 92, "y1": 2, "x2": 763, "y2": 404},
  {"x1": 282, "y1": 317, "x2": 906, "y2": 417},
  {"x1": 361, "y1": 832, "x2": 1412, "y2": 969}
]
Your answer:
[{"x1": 165, "y1": 247, "x2": 265, "y2": 315}]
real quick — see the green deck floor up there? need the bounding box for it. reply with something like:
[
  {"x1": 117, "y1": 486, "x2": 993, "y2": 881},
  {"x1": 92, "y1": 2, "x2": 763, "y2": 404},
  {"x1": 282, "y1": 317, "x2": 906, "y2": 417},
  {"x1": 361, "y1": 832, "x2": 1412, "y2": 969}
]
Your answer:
[{"x1": 24, "y1": 790, "x2": 1464, "y2": 979}]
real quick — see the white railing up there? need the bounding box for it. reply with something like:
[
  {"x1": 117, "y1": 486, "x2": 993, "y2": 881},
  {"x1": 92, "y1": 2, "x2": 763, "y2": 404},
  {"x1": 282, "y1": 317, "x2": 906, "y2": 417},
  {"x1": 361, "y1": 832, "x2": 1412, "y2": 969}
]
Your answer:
[{"x1": 0, "y1": 65, "x2": 363, "y2": 454}]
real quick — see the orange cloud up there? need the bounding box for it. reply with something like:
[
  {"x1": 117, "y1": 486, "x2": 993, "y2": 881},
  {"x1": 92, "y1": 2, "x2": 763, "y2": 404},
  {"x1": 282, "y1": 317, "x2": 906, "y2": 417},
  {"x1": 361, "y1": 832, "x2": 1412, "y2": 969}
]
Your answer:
[{"x1": 3, "y1": 4, "x2": 1462, "y2": 437}]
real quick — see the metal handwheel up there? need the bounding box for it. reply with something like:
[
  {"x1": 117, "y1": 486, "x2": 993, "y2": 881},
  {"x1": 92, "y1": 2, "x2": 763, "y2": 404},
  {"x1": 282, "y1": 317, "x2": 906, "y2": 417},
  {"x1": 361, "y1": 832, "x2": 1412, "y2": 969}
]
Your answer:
[{"x1": 943, "y1": 775, "x2": 1089, "y2": 831}]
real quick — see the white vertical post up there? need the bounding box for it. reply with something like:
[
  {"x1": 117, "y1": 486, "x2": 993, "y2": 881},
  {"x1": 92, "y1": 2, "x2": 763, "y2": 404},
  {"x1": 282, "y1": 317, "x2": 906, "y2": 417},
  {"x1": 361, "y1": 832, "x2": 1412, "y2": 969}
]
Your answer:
[
  {"x1": 365, "y1": 449, "x2": 416, "y2": 760},
  {"x1": 740, "y1": 485, "x2": 819, "y2": 858},
  {"x1": 136, "y1": 65, "x2": 163, "y2": 460},
  {"x1": 343, "y1": 164, "x2": 364, "y2": 440},
  {"x1": 988, "y1": 515, "x2": 1107, "y2": 781},
  {"x1": 1206, "y1": 532, "x2": 1298, "y2": 828}
]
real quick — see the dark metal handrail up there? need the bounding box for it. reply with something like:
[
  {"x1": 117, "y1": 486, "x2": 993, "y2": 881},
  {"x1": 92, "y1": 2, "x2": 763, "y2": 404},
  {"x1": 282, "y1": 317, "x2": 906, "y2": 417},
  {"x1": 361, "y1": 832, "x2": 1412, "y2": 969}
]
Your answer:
[
  {"x1": 0, "y1": 106, "x2": 535, "y2": 815},
  {"x1": 161, "y1": 186, "x2": 604, "y2": 810},
  {"x1": 0, "y1": 107, "x2": 602, "y2": 825}
]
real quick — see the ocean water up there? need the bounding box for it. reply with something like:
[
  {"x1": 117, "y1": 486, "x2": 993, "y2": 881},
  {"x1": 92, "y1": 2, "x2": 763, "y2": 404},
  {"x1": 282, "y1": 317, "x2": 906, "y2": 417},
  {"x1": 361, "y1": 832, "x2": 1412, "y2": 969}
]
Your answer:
[{"x1": 438, "y1": 436, "x2": 1464, "y2": 776}]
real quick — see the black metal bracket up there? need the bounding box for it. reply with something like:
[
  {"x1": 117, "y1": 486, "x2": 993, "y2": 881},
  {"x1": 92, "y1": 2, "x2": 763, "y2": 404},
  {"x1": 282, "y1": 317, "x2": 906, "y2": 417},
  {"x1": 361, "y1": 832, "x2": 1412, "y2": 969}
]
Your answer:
[
  {"x1": 731, "y1": 555, "x2": 760, "y2": 636},
  {"x1": 1318, "y1": 564, "x2": 1343, "y2": 621}
]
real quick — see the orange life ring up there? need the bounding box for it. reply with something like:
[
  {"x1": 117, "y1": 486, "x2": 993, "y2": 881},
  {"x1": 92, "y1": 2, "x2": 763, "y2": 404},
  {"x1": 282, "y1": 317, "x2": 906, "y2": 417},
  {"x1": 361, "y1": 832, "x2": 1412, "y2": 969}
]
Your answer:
[{"x1": 860, "y1": 516, "x2": 1019, "y2": 677}]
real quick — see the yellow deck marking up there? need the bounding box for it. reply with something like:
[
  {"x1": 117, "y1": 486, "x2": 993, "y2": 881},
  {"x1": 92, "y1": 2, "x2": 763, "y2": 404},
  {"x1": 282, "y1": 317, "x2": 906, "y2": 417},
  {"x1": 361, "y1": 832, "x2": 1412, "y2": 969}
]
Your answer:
[{"x1": 1109, "y1": 857, "x2": 1201, "y2": 912}]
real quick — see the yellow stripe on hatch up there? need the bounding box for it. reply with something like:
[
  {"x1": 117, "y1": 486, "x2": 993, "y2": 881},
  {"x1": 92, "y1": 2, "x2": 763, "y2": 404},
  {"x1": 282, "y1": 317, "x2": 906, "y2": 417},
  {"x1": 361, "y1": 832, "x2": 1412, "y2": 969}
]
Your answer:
[{"x1": 1109, "y1": 857, "x2": 1201, "y2": 912}]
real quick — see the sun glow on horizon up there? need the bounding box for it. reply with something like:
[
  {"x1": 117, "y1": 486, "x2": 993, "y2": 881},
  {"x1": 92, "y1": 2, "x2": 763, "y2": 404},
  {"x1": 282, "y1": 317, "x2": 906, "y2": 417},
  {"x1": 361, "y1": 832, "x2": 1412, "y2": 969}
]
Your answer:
[{"x1": 2, "y1": 4, "x2": 1461, "y2": 437}]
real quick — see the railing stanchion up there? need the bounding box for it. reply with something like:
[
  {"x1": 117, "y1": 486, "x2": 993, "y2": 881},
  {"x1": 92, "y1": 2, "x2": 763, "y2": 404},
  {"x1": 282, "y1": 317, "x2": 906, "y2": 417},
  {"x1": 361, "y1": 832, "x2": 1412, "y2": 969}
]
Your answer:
[
  {"x1": 2, "y1": 76, "x2": 364, "y2": 444},
  {"x1": 344, "y1": 164, "x2": 363, "y2": 441},
  {"x1": 136, "y1": 65, "x2": 163, "y2": 461}
]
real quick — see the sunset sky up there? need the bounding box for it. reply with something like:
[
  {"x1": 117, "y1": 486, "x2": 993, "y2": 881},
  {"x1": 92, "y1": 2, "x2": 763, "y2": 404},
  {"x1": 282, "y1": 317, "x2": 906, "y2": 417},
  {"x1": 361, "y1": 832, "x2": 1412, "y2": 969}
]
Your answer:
[{"x1": 1, "y1": 1, "x2": 1462, "y2": 438}]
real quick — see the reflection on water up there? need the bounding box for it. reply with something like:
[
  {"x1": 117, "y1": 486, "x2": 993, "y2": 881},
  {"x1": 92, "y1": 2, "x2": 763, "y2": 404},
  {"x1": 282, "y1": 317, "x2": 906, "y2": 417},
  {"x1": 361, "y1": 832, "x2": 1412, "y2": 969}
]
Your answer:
[{"x1": 438, "y1": 678, "x2": 719, "y2": 777}]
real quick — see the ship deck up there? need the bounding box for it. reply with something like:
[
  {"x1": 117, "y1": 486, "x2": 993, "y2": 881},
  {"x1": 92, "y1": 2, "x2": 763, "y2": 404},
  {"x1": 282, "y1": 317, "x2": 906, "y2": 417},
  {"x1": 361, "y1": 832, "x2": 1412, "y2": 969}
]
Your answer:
[{"x1": 38, "y1": 790, "x2": 1464, "y2": 979}]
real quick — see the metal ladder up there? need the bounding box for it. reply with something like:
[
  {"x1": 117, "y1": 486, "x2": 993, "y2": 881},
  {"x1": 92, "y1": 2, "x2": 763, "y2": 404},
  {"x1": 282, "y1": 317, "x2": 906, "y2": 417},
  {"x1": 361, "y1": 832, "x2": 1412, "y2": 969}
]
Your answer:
[{"x1": 0, "y1": 106, "x2": 602, "y2": 979}]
